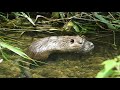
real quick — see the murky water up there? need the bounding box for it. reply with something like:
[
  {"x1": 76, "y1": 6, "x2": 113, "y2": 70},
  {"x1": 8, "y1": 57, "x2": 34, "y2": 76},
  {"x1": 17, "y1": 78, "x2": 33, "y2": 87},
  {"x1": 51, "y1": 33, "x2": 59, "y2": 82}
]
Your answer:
[{"x1": 1, "y1": 30, "x2": 120, "y2": 78}]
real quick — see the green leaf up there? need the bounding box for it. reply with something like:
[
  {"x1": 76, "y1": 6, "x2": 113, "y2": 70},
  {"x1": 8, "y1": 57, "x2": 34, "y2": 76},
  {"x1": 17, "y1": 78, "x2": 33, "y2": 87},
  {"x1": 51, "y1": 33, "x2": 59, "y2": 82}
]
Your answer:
[
  {"x1": 70, "y1": 21, "x2": 80, "y2": 32},
  {"x1": 111, "y1": 71, "x2": 120, "y2": 77},
  {"x1": 112, "y1": 20, "x2": 120, "y2": 24},
  {"x1": 0, "y1": 49, "x2": 9, "y2": 60},
  {"x1": 96, "y1": 69, "x2": 114, "y2": 78},
  {"x1": 96, "y1": 60, "x2": 117, "y2": 78},
  {"x1": 0, "y1": 41, "x2": 31, "y2": 60},
  {"x1": 67, "y1": 21, "x2": 87, "y2": 33},
  {"x1": 94, "y1": 12, "x2": 116, "y2": 29},
  {"x1": 102, "y1": 60, "x2": 117, "y2": 71},
  {"x1": 94, "y1": 12, "x2": 109, "y2": 23},
  {"x1": 20, "y1": 12, "x2": 35, "y2": 26},
  {"x1": 67, "y1": 21, "x2": 74, "y2": 26},
  {"x1": 0, "y1": 14, "x2": 9, "y2": 22},
  {"x1": 59, "y1": 12, "x2": 65, "y2": 19},
  {"x1": 0, "y1": 40, "x2": 46, "y2": 66},
  {"x1": 52, "y1": 12, "x2": 60, "y2": 18},
  {"x1": 72, "y1": 22, "x2": 80, "y2": 33}
]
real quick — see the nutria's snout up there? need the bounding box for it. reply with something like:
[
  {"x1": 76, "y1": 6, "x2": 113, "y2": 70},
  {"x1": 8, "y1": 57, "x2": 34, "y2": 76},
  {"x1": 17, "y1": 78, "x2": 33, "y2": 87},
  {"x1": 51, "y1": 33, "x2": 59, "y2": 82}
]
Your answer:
[
  {"x1": 90, "y1": 43, "x2": 94, "y2": 49},
  {"x1": 88, "y1": 42, "x2": 94, "y2": 50},
  {"x1": 89, "y1": 42, "x2": 94, "y2": 50},
  {"x1": 81, "y1": 41, "x2": 94, "y2": 53}
]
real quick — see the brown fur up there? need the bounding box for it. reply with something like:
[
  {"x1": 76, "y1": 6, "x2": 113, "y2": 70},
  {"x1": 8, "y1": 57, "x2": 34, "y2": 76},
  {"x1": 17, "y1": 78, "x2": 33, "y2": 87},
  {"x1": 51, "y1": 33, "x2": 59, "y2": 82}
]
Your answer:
[{"x1": 27, "y1": 36, "x2": 94, "y2": 60}]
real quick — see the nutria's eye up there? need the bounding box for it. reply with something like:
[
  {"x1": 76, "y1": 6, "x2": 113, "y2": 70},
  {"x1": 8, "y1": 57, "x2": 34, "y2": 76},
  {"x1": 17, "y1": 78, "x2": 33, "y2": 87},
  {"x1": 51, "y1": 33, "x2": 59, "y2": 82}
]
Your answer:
[{"x1": 70, "y1": 39, "x2": 74, "y2": 43}]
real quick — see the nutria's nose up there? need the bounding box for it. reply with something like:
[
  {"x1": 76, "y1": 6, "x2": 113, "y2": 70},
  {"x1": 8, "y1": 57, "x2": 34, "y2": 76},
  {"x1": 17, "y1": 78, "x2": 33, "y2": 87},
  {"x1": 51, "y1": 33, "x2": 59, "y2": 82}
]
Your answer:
[{"x1": 90, "y1": 43, "x2": 94, "y2": 49}]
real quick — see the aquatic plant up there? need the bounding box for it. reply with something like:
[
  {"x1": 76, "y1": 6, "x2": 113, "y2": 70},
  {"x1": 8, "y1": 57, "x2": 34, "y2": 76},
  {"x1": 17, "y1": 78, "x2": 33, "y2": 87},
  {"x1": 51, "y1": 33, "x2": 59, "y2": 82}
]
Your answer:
[
  {"x1": 96, "y1": 56, "x2": 120, "y2": 78},
  {"x1": 0, "y1": 39, "x2": 46, "y2": 66}
]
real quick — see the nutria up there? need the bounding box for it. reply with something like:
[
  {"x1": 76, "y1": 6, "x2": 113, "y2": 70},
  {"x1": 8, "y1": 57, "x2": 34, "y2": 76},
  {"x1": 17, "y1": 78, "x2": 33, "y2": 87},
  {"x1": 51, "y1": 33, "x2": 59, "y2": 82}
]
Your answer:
[{"x1": 27, "y1": 35, "x2": 94, "y2": 60}]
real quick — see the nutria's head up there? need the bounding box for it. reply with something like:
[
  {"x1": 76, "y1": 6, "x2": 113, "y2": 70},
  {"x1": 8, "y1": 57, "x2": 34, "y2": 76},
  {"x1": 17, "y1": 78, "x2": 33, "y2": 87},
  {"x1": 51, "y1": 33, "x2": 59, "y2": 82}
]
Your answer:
[
  {"x1": 79, "y1": 39, "x2": 94, "y2": 53},
  {"x1": 58, "y1": 35, "x2": 94, "y2": 53}
]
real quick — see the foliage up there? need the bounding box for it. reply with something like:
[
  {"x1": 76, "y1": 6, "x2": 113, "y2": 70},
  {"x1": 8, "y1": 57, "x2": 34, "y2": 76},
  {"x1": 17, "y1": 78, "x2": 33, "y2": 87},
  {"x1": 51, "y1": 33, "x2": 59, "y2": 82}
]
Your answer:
[
  {"x1": 96, "y1": 56, "x2": 120, "y2": 78},
  {"x1": 0, "y1": 39, "x2": 31, "y2": 60},
  {"x1": 18, "y1": 12, "x2": 35, "y2": 26},
  {"x1": 51, "y1": 12, "x2": 120, "y2": 34},
  {"x1": 1, "y1": 12, "x2": 120, "y2": 33},
  {"x1": 1, "y1": 12, "x2": 120, "y2": 78},
  {"x1": 94, "y1": 12, "x2": 116, "y2": 30},
  {"x1": 0, "y1": 39, "x2": 46, "y2": 67}
]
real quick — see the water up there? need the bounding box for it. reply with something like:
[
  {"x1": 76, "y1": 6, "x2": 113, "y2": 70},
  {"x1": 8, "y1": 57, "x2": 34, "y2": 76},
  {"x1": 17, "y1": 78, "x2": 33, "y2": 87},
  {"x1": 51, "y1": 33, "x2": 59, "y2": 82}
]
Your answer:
[{"x1": 1, "y1": 32, "x2": 120, "y2": 78}]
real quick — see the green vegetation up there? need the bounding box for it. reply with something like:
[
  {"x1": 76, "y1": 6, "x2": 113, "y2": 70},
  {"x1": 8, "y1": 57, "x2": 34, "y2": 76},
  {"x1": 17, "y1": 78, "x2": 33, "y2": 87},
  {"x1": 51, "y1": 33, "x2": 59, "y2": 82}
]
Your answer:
[
  {"x1": 0, "y1": 12, "x2": 120, "y2": 78},
  {"x1": 96, "y1": 56, "x2": 120, "y2": 78}
]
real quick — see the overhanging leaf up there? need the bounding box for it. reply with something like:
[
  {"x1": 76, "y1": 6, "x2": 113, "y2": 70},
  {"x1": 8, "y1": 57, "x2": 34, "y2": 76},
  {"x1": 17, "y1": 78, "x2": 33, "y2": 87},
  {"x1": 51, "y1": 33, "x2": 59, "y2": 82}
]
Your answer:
[
  {"x1": 96, "y1": 60, "x2": 117, "y2": 78},
  {"x1": 20, "y1": 12, "x2": 35, "y2": 26},
  {"x1": 0, "y1": 40, "x2": 46, "y2": 65},
  {"x1": 102, "y1": 60, "x2": 117, "y2": 71},
  {"x1": 96, "y1": 69, "x2": 114, "y2": 78},
  {"x1": 0, "y1": 41, "x2": 31, "y2": 60},
  {"x1": 94, "y1": 12, "x2": 116, "y2": 29}
]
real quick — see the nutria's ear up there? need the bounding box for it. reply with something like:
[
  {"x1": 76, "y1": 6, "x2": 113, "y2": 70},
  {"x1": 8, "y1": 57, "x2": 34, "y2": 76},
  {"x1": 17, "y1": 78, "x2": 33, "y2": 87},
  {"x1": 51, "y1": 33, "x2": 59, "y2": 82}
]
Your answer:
[
  {"x1": 76, "y1": 35, "x2": 86, "y2": 38},
  {"x1": 81, "y1": 35, "x2": 86, "y2": 38}
]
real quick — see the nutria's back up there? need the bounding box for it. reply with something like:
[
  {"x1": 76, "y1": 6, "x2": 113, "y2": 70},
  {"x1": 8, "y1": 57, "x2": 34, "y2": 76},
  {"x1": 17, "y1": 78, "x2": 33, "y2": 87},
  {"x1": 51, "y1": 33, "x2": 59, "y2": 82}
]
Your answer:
[{"x1": 27, "y1": 36, "x2": 94, "y2": 60}]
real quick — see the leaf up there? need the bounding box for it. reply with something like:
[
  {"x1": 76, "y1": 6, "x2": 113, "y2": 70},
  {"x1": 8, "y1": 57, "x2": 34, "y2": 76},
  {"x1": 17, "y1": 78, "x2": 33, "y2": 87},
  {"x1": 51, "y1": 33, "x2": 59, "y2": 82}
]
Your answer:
[
  {"x1": 52, "y1": 12, "x2": 60, "y2": 18},
  {"x1": 102, "y1": 60, "x2": 117, "y2": 71},
  {"x1": 69, "y1": 21, "x2": 80, "y2": 33},
  {"x1": 112, "y1": 20, "x2": 120, "y2": 24},
  {"x1": 0, "y1": 40, "x2": 46, "y2": 66},
  {"x1": 0, "y1": 14, "x2": 9, "y2": 22},
  {"x1": 72, "y1": 22, "x2": 80, "y2": 33},
  {"x1": 20, "y1": 12, "x2": 35, "y2": 26},
  {"x1": 0, "y1": 41, "x2": 31, "y2": 60},
  {"x1": 0, "y1": 49, "x2": 9, "y2": 60},
  {"x1": 66, "y1": 21, "x2": 87, "y2": 33},
  {"x1": 96, "y1": 69, "x2": 114, "y2": 78},
  {"x1": 111, "y1": 70, "x2": 120, "y2": 77},
  {"x1": 94, "y1": 12, "x2": 116, "y2": 29},
  {"x1": 67, "y1": 21, "x2": 74, "y2": 26},
  {"x1": 96, "y1": 60, "x2": 117, "y2": 78},
  {"x1": 59, "y1": 12, "x2": 65, "y2": 19}
]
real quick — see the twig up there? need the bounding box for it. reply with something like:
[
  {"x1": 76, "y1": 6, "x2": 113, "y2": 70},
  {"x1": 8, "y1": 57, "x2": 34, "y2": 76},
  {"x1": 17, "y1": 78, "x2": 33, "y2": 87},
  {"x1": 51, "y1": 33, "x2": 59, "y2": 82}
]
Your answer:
[
  {"x1": 108, "y1": 12, "x2": 116, "y2": 20},
  {"x1": 113, "y1": 31, "x2": 116, "y2": 46},
  {"x1": 35, "y1": 14, "x2": 100, "y2": 24}
]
